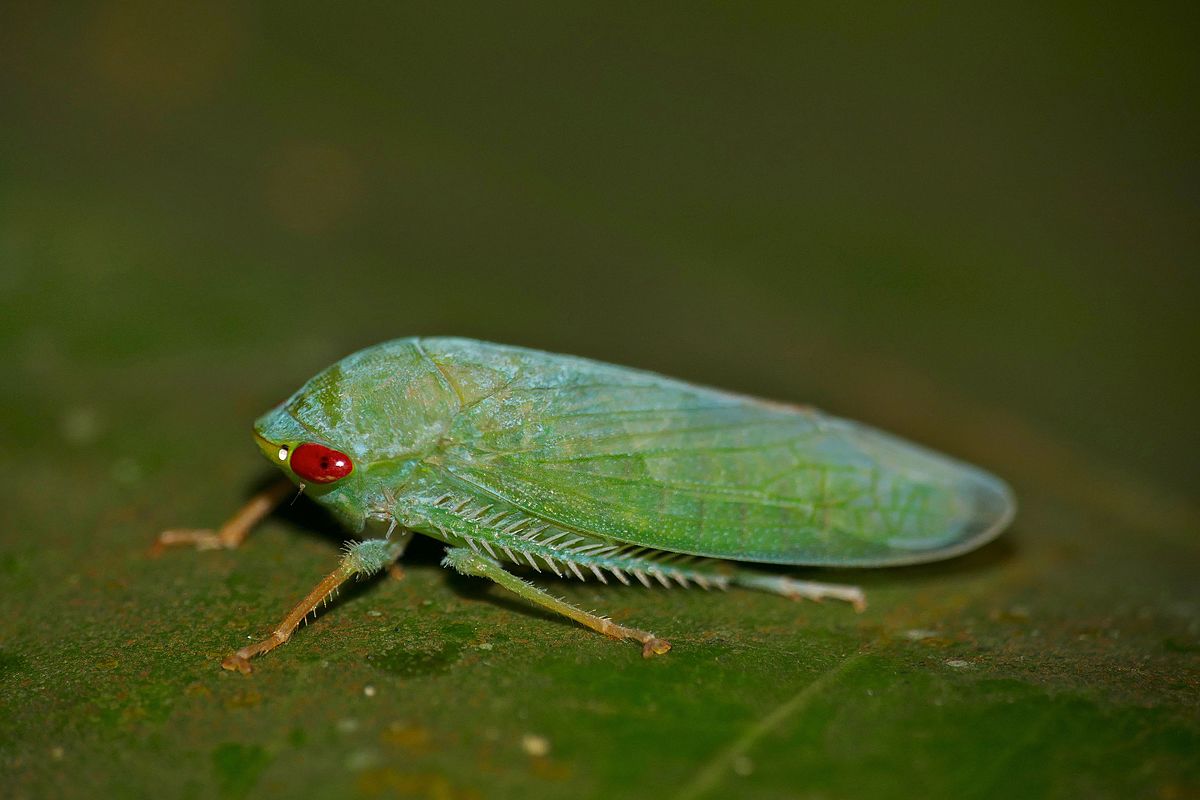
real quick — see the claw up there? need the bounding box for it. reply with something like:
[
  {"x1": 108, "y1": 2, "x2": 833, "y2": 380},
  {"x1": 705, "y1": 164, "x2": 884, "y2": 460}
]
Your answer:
[
  {"x1": 221, "y1": 653, "x2": 254, "y2": 674},
  {"x1": 641, "y1": 637, "x2": 672, "y2": 657},
  {"x1": 150, "y1": 529, "x2": 224, "y2": 556}
]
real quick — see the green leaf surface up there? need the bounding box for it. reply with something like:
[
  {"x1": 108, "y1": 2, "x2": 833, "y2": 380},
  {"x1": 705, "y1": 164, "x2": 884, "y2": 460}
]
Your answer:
[{"x1": 1, "y1": 3, "x2": 1196, "y2": 799}]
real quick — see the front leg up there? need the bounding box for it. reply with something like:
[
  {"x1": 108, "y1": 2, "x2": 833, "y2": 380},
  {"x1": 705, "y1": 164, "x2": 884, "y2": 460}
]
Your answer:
[
  {"x1": 152, "y1": 479, "x2": 293, "y2": 554},
  {"x1": 223, "y1": 532, "x2": 412, "y2": 673}
]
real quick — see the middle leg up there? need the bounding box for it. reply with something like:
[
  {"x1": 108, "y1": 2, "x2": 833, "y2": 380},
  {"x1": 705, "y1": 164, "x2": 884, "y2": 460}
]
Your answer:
[{"x1": 441, "y1": 547, "x2": 672, "y2": 657}]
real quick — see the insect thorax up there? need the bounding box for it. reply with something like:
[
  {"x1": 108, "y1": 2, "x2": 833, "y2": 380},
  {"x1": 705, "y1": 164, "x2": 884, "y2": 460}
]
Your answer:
[{"x1": 293, "y1": 342, "x2": 460, "y2": 455}]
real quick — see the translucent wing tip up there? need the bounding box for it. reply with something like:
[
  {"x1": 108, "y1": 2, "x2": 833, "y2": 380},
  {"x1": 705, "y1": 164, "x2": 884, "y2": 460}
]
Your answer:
[
  {"x1": 872, "y1": 469, "x2": 1017, "y2": 567},
  {"x1": 970, "y1": 472, "x2": 1017, "y2": 539},
  {"x1": 941, "y1": 470, "x2": 1017, "y2": 561}
]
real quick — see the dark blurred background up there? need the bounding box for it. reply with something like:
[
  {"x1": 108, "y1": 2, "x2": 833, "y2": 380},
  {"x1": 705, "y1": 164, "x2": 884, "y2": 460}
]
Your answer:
[
  {"x1": 3, "y1": 2, "x2": 1196, "y2": 489},
  {"x1": 2, "y1": 4, "x2": 1197, "y2": 799}
]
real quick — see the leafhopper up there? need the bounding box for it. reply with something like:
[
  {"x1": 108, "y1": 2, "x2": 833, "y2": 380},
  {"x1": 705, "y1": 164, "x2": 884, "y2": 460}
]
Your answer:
[{"x1": 158, "y1": 338, "x2": 1015, "y2": 672}]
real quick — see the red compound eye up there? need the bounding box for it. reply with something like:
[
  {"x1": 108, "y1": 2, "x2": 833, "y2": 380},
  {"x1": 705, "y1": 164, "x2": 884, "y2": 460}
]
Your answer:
[{"x1": 290, "y1": 443, "x2": 354, "y2": 483}]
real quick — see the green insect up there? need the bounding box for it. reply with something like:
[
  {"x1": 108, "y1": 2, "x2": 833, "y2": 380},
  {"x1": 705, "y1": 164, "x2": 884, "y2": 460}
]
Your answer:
[{"x1": 158, "y1": 338, "x2": 1015, "y2": 672}]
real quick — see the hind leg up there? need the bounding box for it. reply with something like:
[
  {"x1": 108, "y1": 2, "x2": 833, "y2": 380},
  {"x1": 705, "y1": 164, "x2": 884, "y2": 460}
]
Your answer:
[{"x1": 730, "y1": 572, "x2": 866, "y2": 611}]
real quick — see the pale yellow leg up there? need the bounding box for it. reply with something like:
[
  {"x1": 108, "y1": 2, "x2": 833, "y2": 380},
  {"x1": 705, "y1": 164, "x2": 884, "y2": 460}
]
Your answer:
[
  {"x1": 733, "y1": 572, "x2": 867, "y2": 612},
  {"x1": 152, "y1": 479, "x2": 292, "y2": 554}
]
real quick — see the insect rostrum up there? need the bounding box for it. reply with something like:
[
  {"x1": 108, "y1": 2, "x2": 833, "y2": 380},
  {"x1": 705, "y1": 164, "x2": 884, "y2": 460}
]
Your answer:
[{"x1": 158, "y1": 337, "x2": 1015, "y2": 672}]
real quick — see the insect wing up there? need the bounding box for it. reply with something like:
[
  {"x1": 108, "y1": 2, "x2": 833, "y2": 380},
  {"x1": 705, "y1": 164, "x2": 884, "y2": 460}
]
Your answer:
[{"x1": 438, "y1": 348, "x2": 1014, "y2": 567}]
